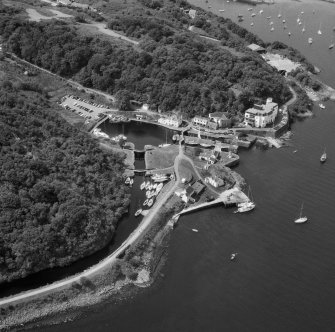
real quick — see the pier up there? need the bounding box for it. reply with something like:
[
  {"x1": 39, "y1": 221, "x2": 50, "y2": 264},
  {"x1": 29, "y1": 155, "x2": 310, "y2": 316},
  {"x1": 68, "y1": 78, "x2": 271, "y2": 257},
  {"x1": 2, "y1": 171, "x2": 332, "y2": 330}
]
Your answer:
[{"x1": 178, "y1": 187, "x2": 249, "y2": 216}]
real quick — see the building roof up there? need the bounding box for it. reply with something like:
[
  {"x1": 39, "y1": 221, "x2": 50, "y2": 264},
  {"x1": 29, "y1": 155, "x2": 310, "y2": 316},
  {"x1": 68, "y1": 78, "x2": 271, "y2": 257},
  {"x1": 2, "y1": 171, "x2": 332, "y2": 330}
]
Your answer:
[
  {"x1": 246, "y1": 99, "x2": 278, "y2": 115},
  {"x1": 186, "y1": 186, "x2": 195, "y2": 196},
  {"x1": 191, "y1": 181, "x2": 205, "y2": 195},
  {"x1": 209, "y1": 112, "x2": 228, "y2": 120},
  {"x1": 247, "y1": 43, "x2": 266, "y2": 52},
  {"x1": 193, "y1": 116, "x2": 208, "y2": 121}
]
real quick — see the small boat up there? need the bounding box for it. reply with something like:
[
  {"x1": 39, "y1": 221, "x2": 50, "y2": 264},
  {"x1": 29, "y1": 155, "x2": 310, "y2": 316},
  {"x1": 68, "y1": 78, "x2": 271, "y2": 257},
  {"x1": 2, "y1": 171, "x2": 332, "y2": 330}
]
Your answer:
[
  {"x1": 219, "y1": 9, "x2": 225, "y2": 12},
  {"x1": 259, "y1": 9, "x2": 263, "y2": 14},
  {"x1": 329, "y1": 43, "x2": 335, "y2": 50},
  {"x1": 248, "y1": 8, "x2": 253, "y2": 11},
  {"x1": 270, "y1": 27, "x2": 274, "y2": 32},
  {"x1": 192, "y1": 229, "x2": 199, "y2": 233},
  {"x1": 230, "y1": 253, "x2": 237, "y2": 260},
  {"x1": 147, "y1": 198, "x2": 154, "y2": 207},
  {"x1": 293, "y1": 150, "x2": 298, "y2": 153},
  {"x1": 153, "y1": 183, "x2": 157, "y2": 189},
  {"x1": 308, "y1": 37, "x2": 313, "y2": 44},
  {"x1": 270, "y1": 21, "x2": 274, "y2": 25},
  {"x1": 278, "y1": 13, "x2": 281, "y2": 18},
  {"x1": 288, "y1": 32, "x2": 291, "y2": 36},
  {"x1": 237, "y1": 13, "x2": 243, "y2": 18},
  {"x1": 149, "y1": 184, "x2": 153, "y2": 190},
  {"x1": 143, "y1": 199, "x2": 148, "y2": 206},
  {"x1": 236, "y1": 201, "x2": 256, "y2": 213},
  {"x1": 140, "y1": 182, "x2": 146, "y2": 190},
  {"x1": 283, "y1": 25, "x2": 287, "y2": 30},
  {"x1": 282, "y1": 19, "x2": 286, "y2": 23},
  {"x1": 319, "y1": 103, "x2": 325, "y2": 109},
  {"x1": 251, "y1": 13, "x2": 256, "y2": 17},
  {"x1": 145, "y1": 182, "x2": 150, "y2": 190},
  {"x1": 298, "y1": 21, "x2": 302, "y2": 26},
  {"x1": 125, "y1": 177, "x2": 130, "y2": 184},
  {"x1": 135, "y1": 209, "x2": 142, "y2": 217},
  {"x1": 301, "y1": 11, "x2": 304, "y2": 14},
  {"x1": 302, "y1": 24, "x2": 305, "y2": 33},
  {"x1": 250, "y1": 22, "x2": 254, "y2": 26},
  {"x1": 297, "y1": 17, "x2": 300, "y2": 23},
  {"x1": 129, "y1": 178, "x2": 134, "y2": 186},
  {"x1": 318, "y1": 23, "x2": 322, "y2": 35},
  {"x1": 294, "y1": 203, "x2": 308, "y2": 224},
  {"x1": 208, "y1": 5, "x2": 211, "y2": 8},
  {"x1": 320, "y1": 148, "x2": 327, "y2": 163},
  {"x1": 266, "y1": 16, "x2": 271, "y2": 19},
  {"x1": 146, "y1": 190, "x2": 151, "y2": 198}
]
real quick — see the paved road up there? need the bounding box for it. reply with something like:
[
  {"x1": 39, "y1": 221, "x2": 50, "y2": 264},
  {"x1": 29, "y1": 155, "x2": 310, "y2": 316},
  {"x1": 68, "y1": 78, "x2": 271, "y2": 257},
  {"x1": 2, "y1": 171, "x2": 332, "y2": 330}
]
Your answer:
[{"x1": 0, "y1": 143, "x2": 183, "y2": 307}]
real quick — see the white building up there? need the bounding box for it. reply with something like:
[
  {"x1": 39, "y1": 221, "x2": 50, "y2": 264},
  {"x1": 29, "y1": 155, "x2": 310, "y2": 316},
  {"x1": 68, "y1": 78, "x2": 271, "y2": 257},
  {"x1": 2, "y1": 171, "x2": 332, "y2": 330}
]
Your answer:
[
  {"x1": 158, "y1": 115, "x2": 182, "y2": 128},
  {"x1": 244, "y1": 98, "x2": 278, "y2": 128},
  {"x1": 188, "y1": 9, "x2": 197, "y2": 19},
  {"x1": 192, "y1": 116, "x2": 208, "y2": 127},
  {"x1": 205, "y1": 176, "x2": 224, "y2": 188}
]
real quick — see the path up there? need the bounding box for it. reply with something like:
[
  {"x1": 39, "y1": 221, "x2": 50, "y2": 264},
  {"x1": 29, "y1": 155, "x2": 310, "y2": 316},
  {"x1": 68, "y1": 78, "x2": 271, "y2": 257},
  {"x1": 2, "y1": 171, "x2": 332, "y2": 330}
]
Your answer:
[
  {"x1": 0, "y1": 141, "x2": 184, "y2": 306},
  {"x1": 86, "y1": 23, "x2": 139, "y2": 45}
]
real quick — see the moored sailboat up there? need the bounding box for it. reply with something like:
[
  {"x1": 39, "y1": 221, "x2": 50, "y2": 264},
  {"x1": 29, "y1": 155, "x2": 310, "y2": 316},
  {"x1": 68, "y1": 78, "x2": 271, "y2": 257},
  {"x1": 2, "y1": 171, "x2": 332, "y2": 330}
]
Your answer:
[{"x1": 294, "y1": 203, "x2": 308, "y2": 224}]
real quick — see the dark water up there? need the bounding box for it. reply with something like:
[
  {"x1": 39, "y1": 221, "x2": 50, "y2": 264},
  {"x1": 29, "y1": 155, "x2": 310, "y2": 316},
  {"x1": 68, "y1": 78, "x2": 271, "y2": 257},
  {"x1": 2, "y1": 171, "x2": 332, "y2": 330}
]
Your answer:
[
  {"x1": 99, "y1": 121, "x2": 174, "y2": 149},
  {"x1": 34, "y1": 1, "x2": 335, "y2": 331}
]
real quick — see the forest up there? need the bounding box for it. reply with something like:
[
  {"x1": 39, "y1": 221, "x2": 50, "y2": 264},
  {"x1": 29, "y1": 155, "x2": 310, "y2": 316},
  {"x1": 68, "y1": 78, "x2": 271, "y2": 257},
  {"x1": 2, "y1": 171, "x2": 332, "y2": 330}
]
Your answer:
[
  {"x1": 0, "y1": 2, "x2": 292, "y2": 118},
  {"x1": 0, "y1": 80, "x2": 130, "y2": 283}
]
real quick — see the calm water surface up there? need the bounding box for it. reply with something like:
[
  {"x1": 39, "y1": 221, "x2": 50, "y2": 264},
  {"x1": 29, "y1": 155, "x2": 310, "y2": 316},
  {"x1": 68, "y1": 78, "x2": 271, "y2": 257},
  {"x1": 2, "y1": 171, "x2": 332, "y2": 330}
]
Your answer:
[{"x1": 38, "y1": 1, "x2": 335, "y2": 331}]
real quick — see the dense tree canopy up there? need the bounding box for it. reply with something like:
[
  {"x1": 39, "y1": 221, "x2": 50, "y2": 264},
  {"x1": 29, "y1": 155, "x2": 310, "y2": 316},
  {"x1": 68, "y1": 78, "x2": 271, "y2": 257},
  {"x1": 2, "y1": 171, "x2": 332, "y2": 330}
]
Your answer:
[
  {"x1": 0, "y1": 82, "x2": 130, "y2": 283},
  {"x1": 0, "y1": 2, "x2": 291, "y2": 118}
]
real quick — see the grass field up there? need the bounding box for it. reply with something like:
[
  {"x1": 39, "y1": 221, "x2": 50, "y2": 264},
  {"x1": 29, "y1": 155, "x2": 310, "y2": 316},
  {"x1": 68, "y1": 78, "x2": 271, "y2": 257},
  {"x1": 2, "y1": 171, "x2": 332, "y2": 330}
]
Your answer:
[{"x1": 145, "y1": 145, "x2": 179, "y2": 170}]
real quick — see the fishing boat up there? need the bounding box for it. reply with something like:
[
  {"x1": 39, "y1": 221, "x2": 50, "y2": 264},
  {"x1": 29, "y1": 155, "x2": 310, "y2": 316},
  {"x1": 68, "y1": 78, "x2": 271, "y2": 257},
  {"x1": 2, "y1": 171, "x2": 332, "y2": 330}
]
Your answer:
[
  {"x1": 129, "y1": 178, "x2": 134, "y2": 186},
  {"x1": 146, "y1": 190, "x2": 151, "y2": 198},
  {"x1": 147, "y1": 198, "x2": 154, "y2": 207},
  {"x1": 125, "y1": 177, "x2": 130, "y2": 184},
  {"x1": 143, "y1": 199, "x2": 148, "y2": 206},
  {"x1": 319, "y1": 103, "x2": 325, "y2": 109},
  {"x1": 192, "y1": 229, "x2": 199, "y2": 233},
  {"x1": 140, "y1": 182, "x2": 146, "y2": 190},
  {"x1": 157, "y1": 183, "x2": 164, "y2": 192},
  {"x1": 318, "y1": 23, "x2": 322, "y2": 35},
  {"x1": 320, "y1": 148, "x2": 327, "y2": 163},
  {"x1": 230, "y1": 253, "x2": 237, "y2": 261},
  {"x1": 153, "y1": 183, "x2": 157, "y2": 189},
  {"x1": 308, "y1": 37, "x2": 313, "y2": 44},
  {"x1": 145, "y1": 182, "x2": 150, "y2": 190},
  {"x1": 135, "y1": 209, "x2": 142, "y2": 217},
  {"x1": 294, "y1": 203, "x2": 308, "y2": 224}
]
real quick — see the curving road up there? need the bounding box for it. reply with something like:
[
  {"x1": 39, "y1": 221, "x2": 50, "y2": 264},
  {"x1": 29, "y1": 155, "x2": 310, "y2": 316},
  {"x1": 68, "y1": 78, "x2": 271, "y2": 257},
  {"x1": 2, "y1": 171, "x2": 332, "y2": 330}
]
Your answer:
[{"x1": 0, "y1": 146, "x2": 184, "y2": 307}]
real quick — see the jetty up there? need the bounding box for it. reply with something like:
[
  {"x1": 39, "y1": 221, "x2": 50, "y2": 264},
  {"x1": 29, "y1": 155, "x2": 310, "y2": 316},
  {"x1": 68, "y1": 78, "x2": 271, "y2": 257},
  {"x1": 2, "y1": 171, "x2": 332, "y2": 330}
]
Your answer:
[{"x1": 178, "y1": 187, "x2": 249, "y2": 216}]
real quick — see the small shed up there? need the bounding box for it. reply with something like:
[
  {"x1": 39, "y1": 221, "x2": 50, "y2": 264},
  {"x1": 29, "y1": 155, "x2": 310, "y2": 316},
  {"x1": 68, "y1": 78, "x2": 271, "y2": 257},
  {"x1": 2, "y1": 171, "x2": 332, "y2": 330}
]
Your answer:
[{"x1": 247, "y1": 43, "x2": 266, "y2": 54}]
